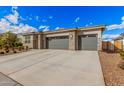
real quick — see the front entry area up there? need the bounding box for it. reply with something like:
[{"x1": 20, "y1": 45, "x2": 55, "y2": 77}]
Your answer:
[
  {"x1": 46, "y1": 36, "x2": 69, "y2": 49},
  {"x1": 78, "y1": 34, "x2": 97, "y2": 50}
]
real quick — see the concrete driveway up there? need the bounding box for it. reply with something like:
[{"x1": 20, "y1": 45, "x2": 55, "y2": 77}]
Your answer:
[{"x1": 0, "y1": 49, "x2": 104, "y2": 86}]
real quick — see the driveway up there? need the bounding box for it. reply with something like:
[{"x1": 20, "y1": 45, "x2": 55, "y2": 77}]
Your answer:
[{"x1": 0, "y1": 49, "x2": 104, "y2": 86}]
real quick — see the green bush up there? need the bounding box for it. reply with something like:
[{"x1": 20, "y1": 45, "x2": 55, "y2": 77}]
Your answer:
[
  {"x1": 120, "y1": 51, "x2": 124, "y2": 60},
  {"x1": 18, "y1": 46, "x2": 23, "y2": 51},
  {"x1": 13, "y1": 42, "x2": 23, "y2": 47}
]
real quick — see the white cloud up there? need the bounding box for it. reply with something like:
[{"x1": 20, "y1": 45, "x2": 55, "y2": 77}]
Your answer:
[
  {"x1": 55, "y1": 27, "x2": 64, "y2": 30},
  {"x1": 107, "y1": 16, "x2": 124, "y2": 30},
  {"x1": 29, "y1": 17, "x2": 32, "y2": 20},
  {"x1": 90, "y1": 22, "x2": 93, "y2": 25},
  {"x1": 5, "y1": 6, "x2": 19, "y2": 24},
  {"x1": 39, "y1": 25, "x2": 49, "y2": 32},
  {"x1": 18, "y1": 24, "x2": 37, "y2": 33},
  {"x1": 0, "y1": 18, "x2": 11, "y2": 32},
  {"x1": 39, "y1": 25, "x2": 47, "y2": 29},
  {"x1": 122, "y1": 16, "x2": 124, "y2": 21},
  {"x1": 20, "y1": 16, "x2": 26, "y2": 21},
  {"x1": 12, "y1": 6, "x2": 18, "y2": 11},
  {"x1": 55, "y1": 27, "x2": 60, "y2": 30},
  {"x1": 107, "y1": 23, "x2": 124, "y2": 30},
  {"x1": 43, "y1": 26, "x2": 49, "y2": 32},
  {"x1": 0, "y1": 6, "x2": 37, "y2": 33},
  {"x1": 102, "y1": 34, "x2": 119, "y2": 40},
  {"x1": 74, "y1": 17, "x2": 80, "y2": 23},
  {"x1": 36, "y1": 16, "x2": 39, "y2": 20},
  {"x1": 49, "y1": 16, "x2": 53, "y2": 19},
  {"x1": 85, "y1": 24, "x2": 88, "y2": 27}
]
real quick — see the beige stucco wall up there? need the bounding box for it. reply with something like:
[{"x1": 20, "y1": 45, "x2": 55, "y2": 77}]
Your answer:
[
  {"x1": 36, "y1": 29, "x2": 102, "y2": 50},
  {"x1": 38, "y1": 34, "x2": 43, "y2": 49},
  {"x1": 69, "y1": 31, "x2": 76, "y2": 50},
  {"x1": 17, "y1": 34, "x2": 34, "y2": 49},
  {"x1": 19, "y1": 26, "x2": 104, "y2": 50},
  {"x1": 46, "y1": 33, "x2": 69, "y2": 37}
]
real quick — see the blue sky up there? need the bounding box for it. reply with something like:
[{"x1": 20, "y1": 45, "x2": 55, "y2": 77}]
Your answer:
[{"x1": 0, "y1": 6, "x2": 124, "y2": 40}]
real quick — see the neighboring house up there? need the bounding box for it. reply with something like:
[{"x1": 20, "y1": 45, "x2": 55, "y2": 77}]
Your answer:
[
  {"x1": 17, "y1": 33, "x2": 38, "y2": 49},
  {"x1": 18, "y1": 25, "x2": 105, "y2": 51},
  {"x1": 102, "y1": 33, "x2": 124, "y2": 52},
  {"x1": 113, "y1": 33, "x2": 124, "y2": 51}
]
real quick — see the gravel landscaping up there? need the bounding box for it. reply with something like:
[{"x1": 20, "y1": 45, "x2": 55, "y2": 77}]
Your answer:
[{"x1": 99, "y1": 52, "x2": 124, "y2": 86}]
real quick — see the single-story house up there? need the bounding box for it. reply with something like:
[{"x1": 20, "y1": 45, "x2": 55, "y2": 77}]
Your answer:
[{"x1": 17, "y1": 25, "x2": 105, "y2": 51}]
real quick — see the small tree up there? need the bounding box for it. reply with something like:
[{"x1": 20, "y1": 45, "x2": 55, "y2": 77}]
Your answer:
[{"x1": 2, "y1": 31, "x2": 17, "y2": 47}]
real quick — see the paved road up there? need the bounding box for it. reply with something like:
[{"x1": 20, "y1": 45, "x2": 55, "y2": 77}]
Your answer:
[{"x1": 0, "y1": 49, "x2": 104, "y2": 86}]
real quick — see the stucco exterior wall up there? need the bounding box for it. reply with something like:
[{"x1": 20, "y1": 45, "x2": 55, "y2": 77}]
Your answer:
[
  {"x1": 19, "y1": 26, "x2": 105, "y2": 51},
  {"x1": 45, "y1": 33, "x2": 69, "y2": 37},
  {"x1": 17, "y1": 34, "x2": 35, "y2": 49},
  {"x1": 32, "y1": 30, "x2": 102, "y2": 50},
  {"x1": 38, "y1": 34, "x2": 43, "y2": 49},
  {"x1": 69, "y1": 31, "x2": 76, "y2": 50},
  {"x1": 22, "y1": 35, "x2": 34, "y2": 49}
]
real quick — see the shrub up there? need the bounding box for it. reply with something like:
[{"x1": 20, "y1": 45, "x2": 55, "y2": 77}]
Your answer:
[
  {"x1": 120, "y1": 51, "x2": 124, "y2": 60},
  {"x1": 25, "y1": 46, "x2": 29, "y2": 51},
  {"x1": 13, "y1": 51, "x2": 17, "y2": 53},
  {"x1": 18, "y1": 46, "x2": 22, "y2": 51},
  {"x1": 0, "y1": 51, "x2": 4, "y2": 54},
  {"x1": 4, "y1": 45, "x2": 9, "y2": 53},
  {"x1": 22, "y1": 46, "x2": 24, "y2": 50},
  {"x1": 13, "y1": 42, "x2": 23, "y2": 47},
  {"x1": 118, "y1": 62, "x2": 124, "y2": 70}
]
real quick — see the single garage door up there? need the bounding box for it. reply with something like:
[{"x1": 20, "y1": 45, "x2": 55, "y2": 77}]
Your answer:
[
  {"x1": 78, "y1": 34, "x2": 97, "y2": 50},
  {"x1": 46, "y1": 36, "x2": 69, "y2": 49}
]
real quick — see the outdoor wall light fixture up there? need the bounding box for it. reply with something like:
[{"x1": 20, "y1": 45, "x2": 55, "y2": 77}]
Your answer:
[{"x1": 70, "y1": 34, "x2": 73, "y2": 39}]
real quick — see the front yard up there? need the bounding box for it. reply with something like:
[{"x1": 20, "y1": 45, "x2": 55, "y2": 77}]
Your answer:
[
  {"x1": 0, "y1": 31, "x2": 29, "y2": 56},
  {"x1": 99, "y1": 52, "x2": 124, "y2": 86}
]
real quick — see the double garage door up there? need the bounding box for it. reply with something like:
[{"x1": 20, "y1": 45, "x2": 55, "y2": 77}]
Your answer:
[
  {"x1": 46, "y1": 36, "x2": 69, "y2": 49},
  {"x1": 46, "y1": 34, "x2": 97, "y2": 50}
]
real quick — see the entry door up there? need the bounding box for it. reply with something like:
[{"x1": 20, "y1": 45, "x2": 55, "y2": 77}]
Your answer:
[
  {"x1": 78, "y1": 35, "x2": 97, "y2": 50},
  {"x1": 46, "y1": 36, "x2": 69, "y2": 49}
]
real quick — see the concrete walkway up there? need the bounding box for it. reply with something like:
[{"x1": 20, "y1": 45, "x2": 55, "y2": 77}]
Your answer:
[
  {"x1": 0, "y1": 72, "x2": 21, "y2": 86},
  {"x1": 0, "y1": 49, "x2": 104, "y2": 86}
]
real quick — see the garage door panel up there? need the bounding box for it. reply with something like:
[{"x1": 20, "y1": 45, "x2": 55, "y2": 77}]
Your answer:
[
  {"x1": 79, "y1": 35, "x2": 97, "y2": 50},
  {"x1": 47, "y1": 36, "x2": 69, "y2": 49}
]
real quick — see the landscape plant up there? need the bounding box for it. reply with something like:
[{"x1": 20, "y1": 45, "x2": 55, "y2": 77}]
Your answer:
[
  {"x1": 0, "y1": 31, "x2": 25, "y2": 55},
  {"x1": 120, "y1": 51, "x2": 124, "y2": 60},
  {"x1": 118, "y1": 51, "x2": 124, "y2": 69}
]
